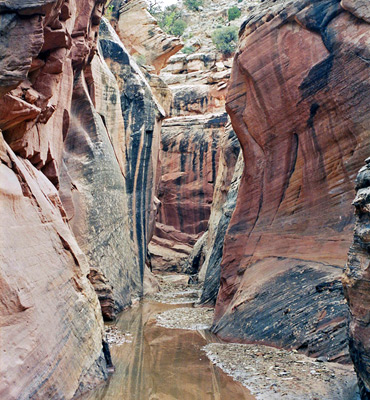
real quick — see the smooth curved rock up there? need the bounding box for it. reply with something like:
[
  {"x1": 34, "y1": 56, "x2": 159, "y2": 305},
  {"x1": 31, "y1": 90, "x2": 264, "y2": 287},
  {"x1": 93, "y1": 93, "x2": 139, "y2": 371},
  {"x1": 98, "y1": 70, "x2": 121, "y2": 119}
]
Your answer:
[
  {"x1": 99, "y1": 18, "x2": 164, "y2": 278},
  {"x1": 0, "y1": 0, "x2": 163, "y2": 397},
  {"x1": 0, "y1": 1, "x2": 110, "y2": 397},
  {"x1": 199, "y1": 151, "x2": 243, "y2": 306},
  {"x1": 213, "y1": 0, "x2": 370, "y2": 363},
  {"x1": 0, "y1": 135, "x2": 107, "y2": 400}
]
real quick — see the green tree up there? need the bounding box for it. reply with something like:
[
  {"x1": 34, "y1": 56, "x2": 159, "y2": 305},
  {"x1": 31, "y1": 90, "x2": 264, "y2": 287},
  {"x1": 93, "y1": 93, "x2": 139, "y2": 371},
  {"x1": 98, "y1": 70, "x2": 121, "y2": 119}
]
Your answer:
[
  {"x1": 184, "y1": 0, "x2": 203, "y2": 11},
  {"x1": 153, "y1": 5, "x2": 187, "y2": 37},
  {"x1": 212, "y1": 26, "x2": 239, "y2": 55},
  {"x1": 228, "y1": 6, "x2": 241, "y2": 21},
  {"x1": 171, "y1": 19, "x2": 187, "y2": 36}
]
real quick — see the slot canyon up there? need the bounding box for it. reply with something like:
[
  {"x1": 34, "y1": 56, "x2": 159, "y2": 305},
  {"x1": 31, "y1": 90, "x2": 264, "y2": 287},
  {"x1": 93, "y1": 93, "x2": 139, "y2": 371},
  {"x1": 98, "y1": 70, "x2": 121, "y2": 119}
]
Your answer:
[{"x1": 0, "y1": 0, "x2": 369, "y2": 399}]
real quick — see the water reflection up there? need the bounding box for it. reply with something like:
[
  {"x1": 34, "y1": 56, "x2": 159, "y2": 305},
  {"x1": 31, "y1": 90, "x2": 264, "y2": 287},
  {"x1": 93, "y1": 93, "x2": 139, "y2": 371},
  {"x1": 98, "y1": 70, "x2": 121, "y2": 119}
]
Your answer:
[{"x1": 84, "y1": 300, "x2": 254, "y2": 400}]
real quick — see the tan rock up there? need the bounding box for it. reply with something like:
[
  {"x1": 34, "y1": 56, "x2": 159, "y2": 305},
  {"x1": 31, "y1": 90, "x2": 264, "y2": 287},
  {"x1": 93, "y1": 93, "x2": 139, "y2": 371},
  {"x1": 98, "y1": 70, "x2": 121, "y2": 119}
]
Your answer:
[{"x1": 114, "y1": 0, "x2": 183, "y2": 73}]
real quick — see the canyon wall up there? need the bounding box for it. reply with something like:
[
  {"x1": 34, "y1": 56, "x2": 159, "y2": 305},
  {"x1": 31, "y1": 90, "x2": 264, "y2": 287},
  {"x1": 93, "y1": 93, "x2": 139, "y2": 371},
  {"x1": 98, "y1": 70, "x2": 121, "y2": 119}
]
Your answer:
[
  {"x1": 60, "y1": 18, "x2": 164, "y2": 319},
  {"x1": 0, "y1": 1, "x2": 109, "y2": 397},
  {"x1": 210, "y1": 0, "x2": 370, "y2": 366},
  {"x1": 343, "y1": 159, "x2": 370, "y2": 399},
  {"x1": 0, "y1": 0, "x2": 163, "y2": 397},
  {"x1": 149, "y1": 29, "x2": 235, "y2": 272},
  {"x1": 198, "y1": 150, "x2": 243, "y2": 305},
  {"x1": 149, "y1": 112, "x2": 227, "y2": 271}
]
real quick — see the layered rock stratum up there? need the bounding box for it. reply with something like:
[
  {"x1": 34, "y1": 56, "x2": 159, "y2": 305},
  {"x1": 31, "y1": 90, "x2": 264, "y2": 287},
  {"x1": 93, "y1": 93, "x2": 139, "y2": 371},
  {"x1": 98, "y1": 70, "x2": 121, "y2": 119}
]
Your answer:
[
  {"x1": 209, "y1": 0, "x2": 369, "y2": 367},
  {"x1": 0, "y1": 1, "x2": 109, "y2": 397}
]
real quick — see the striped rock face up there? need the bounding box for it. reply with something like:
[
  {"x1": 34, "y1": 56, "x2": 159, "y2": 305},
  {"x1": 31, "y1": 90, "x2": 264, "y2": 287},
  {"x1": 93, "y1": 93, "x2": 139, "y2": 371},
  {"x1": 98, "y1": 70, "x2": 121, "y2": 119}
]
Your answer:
[{"x1": 213, "y1": 0, "x2": 370, "y2": 366}]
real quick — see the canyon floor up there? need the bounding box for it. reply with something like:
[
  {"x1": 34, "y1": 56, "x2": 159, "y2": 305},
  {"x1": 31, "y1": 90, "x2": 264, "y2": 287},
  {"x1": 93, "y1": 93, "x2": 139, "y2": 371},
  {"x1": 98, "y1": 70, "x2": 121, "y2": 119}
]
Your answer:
[{"x1": 83, "y1": 274, "x2": 360, "y2": 400}]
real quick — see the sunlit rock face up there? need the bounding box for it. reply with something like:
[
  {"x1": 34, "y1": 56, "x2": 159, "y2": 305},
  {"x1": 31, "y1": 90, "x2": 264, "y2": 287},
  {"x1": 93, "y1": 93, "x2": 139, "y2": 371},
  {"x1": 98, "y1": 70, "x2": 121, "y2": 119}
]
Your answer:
[
  {"x1": 0, "y1": 0, "x2": 109, "y2": 398},
  {"x1": 213, "y1": 0, "x2": 370, "y2": 364},
  {"x1": 343, "y1": 160, "x2": 370, "y2": 399}
]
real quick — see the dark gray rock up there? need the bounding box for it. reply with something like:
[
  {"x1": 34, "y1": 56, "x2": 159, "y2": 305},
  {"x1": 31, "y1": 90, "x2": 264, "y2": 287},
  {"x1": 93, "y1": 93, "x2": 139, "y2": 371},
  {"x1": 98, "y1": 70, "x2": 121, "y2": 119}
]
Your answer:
[
  {"x1": 212, "y1": 262, "x2": 350, "y2": 363},
  {"x1": 344, "y1": 161, "x2": 370, "y2": 399}
]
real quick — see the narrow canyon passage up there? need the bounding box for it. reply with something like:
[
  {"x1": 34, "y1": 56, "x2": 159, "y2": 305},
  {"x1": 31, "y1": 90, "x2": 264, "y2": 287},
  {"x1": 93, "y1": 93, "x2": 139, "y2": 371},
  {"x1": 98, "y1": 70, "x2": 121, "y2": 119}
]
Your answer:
[
  {"x1": 1, "y1": 0, "x2": 369, "y2": 399},
  {"x1": 82, "y1": 278, "x2": 255, "y2": 400}
]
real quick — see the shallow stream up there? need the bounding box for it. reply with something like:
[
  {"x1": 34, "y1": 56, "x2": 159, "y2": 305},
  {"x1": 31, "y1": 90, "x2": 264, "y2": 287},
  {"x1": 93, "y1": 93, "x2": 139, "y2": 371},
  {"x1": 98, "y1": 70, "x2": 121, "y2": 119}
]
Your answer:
[{"x1": 83, "y1": 299, "x2": 255, "y2": 400}]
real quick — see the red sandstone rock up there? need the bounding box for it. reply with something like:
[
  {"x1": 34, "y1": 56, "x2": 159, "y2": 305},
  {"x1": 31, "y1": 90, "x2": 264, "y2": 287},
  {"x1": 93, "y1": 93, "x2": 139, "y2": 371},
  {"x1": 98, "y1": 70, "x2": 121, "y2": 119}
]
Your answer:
[
  {"x1": 213, "y1": 0, "x2": 370, "y2": 363},
  {"x1": 150, "y1": 113, "x2": 227, "y2": 270},
  {"x1": 0, "y1": 0, "x2": 141, "y2": 398}
]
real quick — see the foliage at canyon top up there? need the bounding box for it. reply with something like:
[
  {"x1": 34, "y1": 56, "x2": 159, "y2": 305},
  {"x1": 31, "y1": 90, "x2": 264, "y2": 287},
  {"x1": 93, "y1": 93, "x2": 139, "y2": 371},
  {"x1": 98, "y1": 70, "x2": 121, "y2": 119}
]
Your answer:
[{"x1": 146, "y1": 0, "x2": 243, "y2": 55}]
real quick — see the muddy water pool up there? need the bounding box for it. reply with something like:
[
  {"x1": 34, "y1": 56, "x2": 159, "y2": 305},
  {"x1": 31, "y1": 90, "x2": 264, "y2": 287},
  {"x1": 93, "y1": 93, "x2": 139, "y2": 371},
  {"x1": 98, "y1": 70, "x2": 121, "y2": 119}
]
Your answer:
[{"x1": 83, "y1": 300, "x2": 255, "y2": 400}]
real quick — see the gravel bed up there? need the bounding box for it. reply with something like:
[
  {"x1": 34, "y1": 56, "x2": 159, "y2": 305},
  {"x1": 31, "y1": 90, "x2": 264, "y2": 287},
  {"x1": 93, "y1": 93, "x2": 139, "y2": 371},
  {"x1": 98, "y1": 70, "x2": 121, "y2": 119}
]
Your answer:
[{"x1": 203, "y1": 343, "x2": 359, "y2": 400}]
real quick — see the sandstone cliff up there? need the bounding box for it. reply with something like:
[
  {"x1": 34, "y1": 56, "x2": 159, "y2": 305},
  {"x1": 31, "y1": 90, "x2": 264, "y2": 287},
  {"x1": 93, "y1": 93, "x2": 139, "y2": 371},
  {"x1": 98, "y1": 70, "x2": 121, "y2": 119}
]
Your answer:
[
  {"x1": 149, "y1": 113, "x2": 228, "y2": 271},
  {"x1": 0, "y1": 1, "x2": 109, "y2": 397},
  {"x1": 60, "y1": 17, "x2": 164, "y2": 319},
  {"x1": 210, "y1": 0, "x2": 370, "y2": 365},
  {"x1": 198, "y1": 150, "x2": 243, "y2": 306},
  {"x1": 344, "y1": 159, "x2": 370, "y2": 399},
  {"x1": 0, "y1": 0, "x2": 163, "y2": 397}
]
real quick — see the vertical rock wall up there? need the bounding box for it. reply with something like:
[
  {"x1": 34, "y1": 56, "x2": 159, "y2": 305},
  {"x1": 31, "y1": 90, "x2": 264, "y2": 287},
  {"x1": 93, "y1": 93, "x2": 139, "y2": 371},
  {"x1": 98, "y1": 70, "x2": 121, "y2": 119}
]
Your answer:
[
  {"x1": 212, "y1": 0, "x2": 370, "y2": 363},
  {"x1": 0, "y1": 1, "x2": 163, "y2": 398},
  {"x1": 60, "y1": 18, "x2": 164, "y2": 318},
  {"x1": 149, "y1": 113, "x2": 227, "y2": 271},
  {"x1": 0, "y1": 1, "x2": 109, "y2": 398},
  {"x1": 198, "y1": 150, "x2": 243, "y2": 306},
  {"x1": 344, "y1": 160, "x2": 370, "y2": 399}
]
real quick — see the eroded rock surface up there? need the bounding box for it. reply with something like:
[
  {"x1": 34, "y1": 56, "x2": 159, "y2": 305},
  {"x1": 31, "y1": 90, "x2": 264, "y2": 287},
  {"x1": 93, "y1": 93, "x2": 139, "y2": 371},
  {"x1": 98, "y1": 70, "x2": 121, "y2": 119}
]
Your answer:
[
  {"x1": 109, "y1": 0, "x2": 183, "y2": 73},
  {"x1": 0, "y1": 135, "x2": 107, "y2": 400},
  {"x1": 343, "y1": 160, "x2": 370, "y2": 399},
  {"x1": 150, "y1": 113, "x2": 227, "y2": 271},
  {"x1": 0, "y1": 1, "x2": 162, "y2": 397},
  {"x1": 0, "y1": 1, "x2": 111, "y2": 398},
  {"x1": 212, "y1": 0, "x2": 370, "y2": 364},
  {"x1": 199, "y1": 150, "x2": 243, "y2": 306},
  {"x1": 60, "y1": 18, "x2": 164, "y2": 317}
]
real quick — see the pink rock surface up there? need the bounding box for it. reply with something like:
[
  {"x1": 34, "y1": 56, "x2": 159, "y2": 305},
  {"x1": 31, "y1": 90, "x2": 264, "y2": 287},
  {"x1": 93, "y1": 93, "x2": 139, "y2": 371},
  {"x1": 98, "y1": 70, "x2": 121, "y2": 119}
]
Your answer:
[{"x1": 0, "y1": 138, "x2": 106, "y2": 399}]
